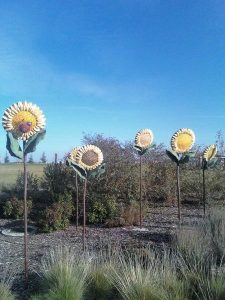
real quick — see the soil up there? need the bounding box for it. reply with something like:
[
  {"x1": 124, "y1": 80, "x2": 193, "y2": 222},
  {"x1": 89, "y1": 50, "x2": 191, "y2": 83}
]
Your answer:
[{"x1": 0, "y1": 205, "x2": 203, "y2": 299}]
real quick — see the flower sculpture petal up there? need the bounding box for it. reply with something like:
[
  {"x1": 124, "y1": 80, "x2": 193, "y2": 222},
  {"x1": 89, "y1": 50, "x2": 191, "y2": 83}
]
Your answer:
[
  {"x1": 135, "y1": 129, "x2": 154, "y2": 150},
  {"x1": 75, "y1": 145, "x2": 103, "y2": 171},
  {"x1": 2, "y1": 101, "x2": 46, "y2": 140},
  {"x1": 68, "y1": 147, "x2": 80, "y2": 162},
  {"x1": 203, "y1": 144, "x2": 217, "y2": 162},
  {"x1": 171, "y1": 128, "x2": 195, "y2": 154}
]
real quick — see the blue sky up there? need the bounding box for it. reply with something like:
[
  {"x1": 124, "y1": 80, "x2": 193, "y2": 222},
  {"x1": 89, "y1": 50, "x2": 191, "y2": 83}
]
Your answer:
[{"x1": 0, "y1": 0, "x2": 225, "y2": 161}]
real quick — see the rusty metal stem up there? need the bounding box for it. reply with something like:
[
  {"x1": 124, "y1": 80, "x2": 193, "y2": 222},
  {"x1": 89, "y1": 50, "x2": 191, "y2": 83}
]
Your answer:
[
  {"x1": 202, "y1": 167, "x2": 206, "y2": 217},
  {"x1": 83, "y1": 179, "x2": 87, "y2": 252},
  {"x1": 176, "y1": 163, "x2": 181, "y2": 223},
  {"x1": 139, "y1": 155, "x2": 143, "y2": 228},
  {"x1": 23, "y1": 142, "x2": 28, "y2": 287},
  {"x1": 76, "y1": 173, "x2": 79, "y2": 230}
]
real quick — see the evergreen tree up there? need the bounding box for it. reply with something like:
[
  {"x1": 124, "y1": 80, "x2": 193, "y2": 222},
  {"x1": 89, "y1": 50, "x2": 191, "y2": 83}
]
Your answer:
[
  {"x1": 28, "y1": 155, "x2": 34, "y2": 163},
  {"x1": 40, "y1": 152, "x2": 47, "y2": 163},
  {"x1": 216, "y1": 130, "x2": 225, "y2": 155},
  {"x1": 4, "y1": 152, "x2": 9, "y2": 163}
]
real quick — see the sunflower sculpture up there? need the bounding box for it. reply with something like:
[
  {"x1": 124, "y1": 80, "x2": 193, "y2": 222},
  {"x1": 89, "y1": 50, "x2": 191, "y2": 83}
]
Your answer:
[
  {"x1": 166, "y1": 128, "x2": 195, "y2": 222},
  {"x1": 2, "y1": 101, "x2": 46, "y2": 285},
  {"x1": 202, "y1": 144, "x2": 218, "y2": 216},
  {"x1": 134, "y1": 129, "x2": 154, "y2": 229},
  {"x1": 134, "y1": 129, "x2": 154, "y2": 154},
  {"x1": 66, "y1": 145, "x2": 105, "y2": 251},
  {"x1": 3, "y1": 101, "x2": 45, "y2": 141}
]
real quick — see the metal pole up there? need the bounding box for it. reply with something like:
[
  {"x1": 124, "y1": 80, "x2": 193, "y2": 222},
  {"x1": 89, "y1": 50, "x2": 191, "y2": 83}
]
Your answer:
[
  {"x1": 76, "y1": 173, "x2": 79, "y2": 230},
  {"x1": 202, "y1": 167, "x2": 206, "y2": 217},
  {"x1": 139, "y1": 155, "x2": 143, "y2": 228},
  {"x1": 23, "y1": 141, "x2": 28, "y2": 286},
  {"x1": 176, "y1": 163, "x2": 181, "y2": 223},
  {"x1": 83, "y1": 179, "x2": 87, "y2": 251}
]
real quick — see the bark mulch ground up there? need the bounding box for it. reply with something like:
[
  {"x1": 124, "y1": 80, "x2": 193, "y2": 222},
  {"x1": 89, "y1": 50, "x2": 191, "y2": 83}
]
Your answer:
[{"x1": 0, "y1": 205, "x2": 203, "y2": 299}]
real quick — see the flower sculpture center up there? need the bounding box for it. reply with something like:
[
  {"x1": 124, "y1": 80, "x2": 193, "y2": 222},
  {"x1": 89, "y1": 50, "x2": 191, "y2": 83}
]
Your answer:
[
  {"x1": 171, "y1": 129, "x2": 195, "y2": 154},
  {"x1": 75, "y1": 145, "x2": 103, "y2": 171},
  {"x1": 81, "y1": 150, "x2": 98, "y2": 166},
  {"x1": 139, "y1": 133, "x2": 151, "y2": 147},
  {"x1": 18, "y1": 122, "x2": 32, "y2": 133},
  {"x1": 12, "y1": 111, "x2": 37, "y2": 133},
  {"x1": 175, "y1": 133, "x2": 193, "y2": 152},
  {"x1": 135, "y1": 129, "x2": 154, "y2": 150}
]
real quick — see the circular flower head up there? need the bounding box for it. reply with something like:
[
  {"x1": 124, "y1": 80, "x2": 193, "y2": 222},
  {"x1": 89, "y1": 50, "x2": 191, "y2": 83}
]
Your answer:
[
  {"x1": 2, "y1": 101, "x2": 46, "y2": 140},
  {"x1": 171, "y1": 128, "x2": 195, "y2": 154},
  {"x1": 203, "y1": 144, "x2": 217, "y2": 162},
  {"x1": 76, "y1": 145, "x2": 103, "y2": 171},
  {"x1": 68, "y1": 147, "x2": 80, "y2": 162},
  {"x1": 135, "y1": 129, "x2": 154, "y2": 150}
]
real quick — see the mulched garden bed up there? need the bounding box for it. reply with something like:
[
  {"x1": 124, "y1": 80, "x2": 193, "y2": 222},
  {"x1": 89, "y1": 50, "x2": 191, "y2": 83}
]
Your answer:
[{"x1": 0, "y1": 205, "x2": 203, "y2": 299}]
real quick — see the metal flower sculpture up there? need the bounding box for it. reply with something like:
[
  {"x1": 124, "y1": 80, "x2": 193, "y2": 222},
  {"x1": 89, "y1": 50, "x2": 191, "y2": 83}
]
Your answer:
[
  {"x1": 134, "y1": 129, "x2": 154, "y2": 228},
  {"x1": 2, "y1": 101, "x2": 46, "y2": 285},
  {"x1": 166, "y1": 129, "x2": 195, "y2": 223},
  {"x1": 67, "y1": 145, "x2": 105, "y2": 250},
  {"x1": 202, "y1": 144, "x2": 218, "y2": 217}
]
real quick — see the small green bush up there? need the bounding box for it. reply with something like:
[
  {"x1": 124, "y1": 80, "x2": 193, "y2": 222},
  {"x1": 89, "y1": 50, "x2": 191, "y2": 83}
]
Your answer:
[
  {"x1": 37, "y1": 192, "x2": 74, "y2": 232},
  {"x1": 3, "y1": 196, "x2": 32, "y2": 219},
  {"x1": 15, "y1": 171, "x2": 40, "y2": 193},
  {"x1": 42, "y1": 163, "x2": 75, "y2": 195},
  {"x1": 88, "y1": 195, "x2": 118, "y2": 224}
]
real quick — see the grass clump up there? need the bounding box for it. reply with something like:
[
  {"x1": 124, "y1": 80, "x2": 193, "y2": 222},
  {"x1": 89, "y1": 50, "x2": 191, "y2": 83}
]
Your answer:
[
  {"x1": 87, "y1": 262, "x2": 115, "y2": 300},
  {"x1": 174, "y1": 207, "x2": 225, "y2": 300},
  {"x1": 0, "y1": 282, "x2": 15, "y2": 300},
  {"x1": 31, "y1": 208, "x2": 225, "y2": 300},
  {"x1": 0, "y1": 269, "x2": 15, "y2": 300},
  {"x1": 33, "y1": 246, "x2": 90, "y2": 300}
]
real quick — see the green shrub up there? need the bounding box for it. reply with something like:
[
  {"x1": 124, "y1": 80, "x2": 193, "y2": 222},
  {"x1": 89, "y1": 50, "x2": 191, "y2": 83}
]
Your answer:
[
  {"x1": 3, "y1": 196, "x2": 32, "y2": 219},
  {"x1": 88, "y1": 195, "x2": 118, "y2": 224},
  {"x1": 37, "y1": 192, "x2": 74, "y2": 232},
  {"x1": 42, "y1": 163, "x2": 75, "y2": 196},
  {"x1": 144, "y1": 161, "x2": 176, "y2": 205},
  {"x1": 15, "y1": 171, "x2": 40, "y2": 194}
]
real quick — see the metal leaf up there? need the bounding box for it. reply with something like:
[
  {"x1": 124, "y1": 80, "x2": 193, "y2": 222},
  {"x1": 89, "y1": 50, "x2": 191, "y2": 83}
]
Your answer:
[
  {"x1": 6, "y1": 132, "x2": 23, "y2": 160},
  {"x1": 208, "y1": 157, "x2": 218, "y2": 168},
  {"x1": 66, "y1": 158, "x2": 72, "y2": 167},
  {"x1": 179, "y1": 154, "x2": 190, "y2": 164},
  {"x1": 187, "y1": 151, "x2": 196, "y2": 158},
  {"x1": 70, "y1": 161, "x2": 87, "y2": 180},
  {"x1": 24, "y1": 130, "x2": 46, "y2": 155},
  {"x1": 133, "y1": 145, "x2": 142, "y2": 152},
  {"x1": 166, "y1": 149, "x2": 179, "y2": 164},
  {"x1": 89, "y1": 163, "x2": 106, "y2": 178}
]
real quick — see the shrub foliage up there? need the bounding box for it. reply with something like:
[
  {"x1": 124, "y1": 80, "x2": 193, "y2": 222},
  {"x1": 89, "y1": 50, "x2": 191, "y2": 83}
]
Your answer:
[{"x1": 1, "y1": 133, "x2": 225, "y2": 230}]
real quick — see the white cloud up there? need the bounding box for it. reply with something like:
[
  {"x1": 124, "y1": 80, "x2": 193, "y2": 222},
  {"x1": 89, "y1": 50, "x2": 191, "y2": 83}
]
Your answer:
[{"x1": 0, "y1": 50, "x2": 107, "y2": 101}]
